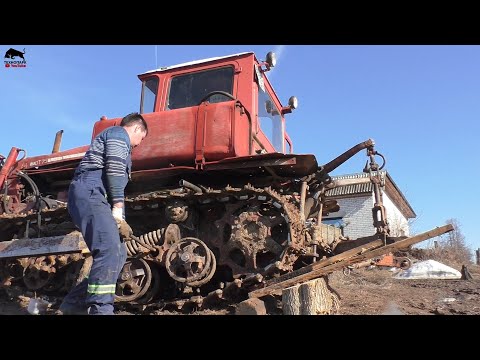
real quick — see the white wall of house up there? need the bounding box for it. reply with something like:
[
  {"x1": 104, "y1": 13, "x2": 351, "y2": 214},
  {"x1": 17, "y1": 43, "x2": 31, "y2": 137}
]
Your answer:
[
  {"x1": 332, "y1": 192, "x2": 410, "y2": 239},
  {"x1": 382, "y1": 192, "x2": 410, "y2": 237}
]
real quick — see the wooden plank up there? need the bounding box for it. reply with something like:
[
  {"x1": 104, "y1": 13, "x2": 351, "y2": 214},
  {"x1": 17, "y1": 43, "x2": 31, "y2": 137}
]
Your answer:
[
  {"x1": 344, "y1": 224, "x2": 454, "y2": 264},
  {"x1": 257, "y1": 237, "x2": 385, "y2": 290},
  {"x1": 249, "y1": 224, "x2": 453, "y2": 298}
]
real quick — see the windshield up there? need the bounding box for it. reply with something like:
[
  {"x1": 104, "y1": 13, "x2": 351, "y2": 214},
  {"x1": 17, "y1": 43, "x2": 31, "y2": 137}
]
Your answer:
[{"x1": 167, "y1": 67, "x2": 234, "y2": 110}]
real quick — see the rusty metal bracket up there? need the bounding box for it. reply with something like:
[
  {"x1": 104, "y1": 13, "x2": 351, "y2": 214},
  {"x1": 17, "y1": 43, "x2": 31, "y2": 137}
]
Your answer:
[
  {"x1": 0, "y1": 231, "x2": 88, "y2": 259},
  {"x1": 364, "y1": 145, "x2": 389, "y2": 238}
]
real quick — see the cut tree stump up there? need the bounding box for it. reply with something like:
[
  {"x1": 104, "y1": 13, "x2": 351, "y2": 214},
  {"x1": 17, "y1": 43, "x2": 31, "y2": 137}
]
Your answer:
[
  {"x1": 282, "y1": 276, "x2": 339, "y2": 315},
  {"x1": 461, "y1": 265, "x2": 473, "y2": 280}
]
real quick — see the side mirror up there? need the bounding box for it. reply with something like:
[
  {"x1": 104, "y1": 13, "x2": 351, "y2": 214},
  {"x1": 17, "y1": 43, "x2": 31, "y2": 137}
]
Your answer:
[{"x1": 281, "y1": 96, "x2": 299, "y2": 115}]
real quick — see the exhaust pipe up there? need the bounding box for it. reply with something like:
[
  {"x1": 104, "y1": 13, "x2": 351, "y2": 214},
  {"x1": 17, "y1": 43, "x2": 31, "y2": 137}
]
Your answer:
[{"x1": 52, "y1": 130, "x2": 64, "y2": 153}]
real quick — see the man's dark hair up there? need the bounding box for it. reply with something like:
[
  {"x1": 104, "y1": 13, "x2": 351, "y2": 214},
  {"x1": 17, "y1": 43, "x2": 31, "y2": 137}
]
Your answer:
[{"x1": 120, "y1": 112, "x2": 148, "y2": 134}]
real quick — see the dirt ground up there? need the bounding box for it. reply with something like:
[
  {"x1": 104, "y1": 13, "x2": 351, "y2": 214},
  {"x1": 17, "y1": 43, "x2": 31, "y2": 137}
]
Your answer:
[
  {"x1": 1, "y1": 262, "x2": 479, "y2": 316},
  {"x1": 329, "y1": 264, "x2": 480, "y2": 315}
]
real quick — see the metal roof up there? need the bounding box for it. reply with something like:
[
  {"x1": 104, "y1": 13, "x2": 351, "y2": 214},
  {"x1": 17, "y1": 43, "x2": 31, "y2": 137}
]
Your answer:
[
  {"x1": 140, "y1": 52, "x2": 253, "y2": 75},
  {"x1": 325, "y1": 172, "x2": 381, "y2": 197},
  {"x1": 325, "y1": 171, "x2": 416, "y2": 219}
]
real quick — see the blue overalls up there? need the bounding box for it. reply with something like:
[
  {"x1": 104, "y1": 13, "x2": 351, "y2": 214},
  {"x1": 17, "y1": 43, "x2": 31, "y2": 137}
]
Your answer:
[{"x1": 63, "y1": 168, "x2": 128, "y2": 315}]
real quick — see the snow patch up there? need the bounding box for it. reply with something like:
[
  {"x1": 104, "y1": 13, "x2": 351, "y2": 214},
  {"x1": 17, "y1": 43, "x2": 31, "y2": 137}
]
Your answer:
[{"x1": 394, "y1": 259, "x2": 461, "y2": 280}]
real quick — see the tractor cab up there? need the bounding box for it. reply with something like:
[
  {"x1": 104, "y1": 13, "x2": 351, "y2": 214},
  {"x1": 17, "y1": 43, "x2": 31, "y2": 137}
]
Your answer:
[{"x1": 137, "y1": 51, "x2": 297, "y2": 156}]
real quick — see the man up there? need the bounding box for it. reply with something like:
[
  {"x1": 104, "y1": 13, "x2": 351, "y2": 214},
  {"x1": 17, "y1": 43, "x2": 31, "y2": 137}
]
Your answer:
[{"x1": 59, "y1": 112, "x2": 148, "y2": 315}]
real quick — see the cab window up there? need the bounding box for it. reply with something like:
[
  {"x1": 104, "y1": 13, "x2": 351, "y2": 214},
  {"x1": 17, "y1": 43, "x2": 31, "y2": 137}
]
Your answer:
[
  {"x1": 140, "y1": 77, "x2": 158, "y2": 114},
  {"x1": 258, "y1": 89, "x2": 283, "y2": 152},
  {"x1": 167, "y1": 67, "x2": 234, "y2": 110}
]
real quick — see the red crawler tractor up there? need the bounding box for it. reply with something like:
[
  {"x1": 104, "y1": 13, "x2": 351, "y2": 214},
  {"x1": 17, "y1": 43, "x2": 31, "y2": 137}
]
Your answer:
[{"x1": 0, "y1": 51, "x2": 450, "y2": 311}]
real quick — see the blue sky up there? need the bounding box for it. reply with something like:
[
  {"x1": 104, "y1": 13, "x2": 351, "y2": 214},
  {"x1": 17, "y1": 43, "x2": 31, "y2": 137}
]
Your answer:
[{"x1": 1, "y1": 45, "x2": 479, "y2": 252}]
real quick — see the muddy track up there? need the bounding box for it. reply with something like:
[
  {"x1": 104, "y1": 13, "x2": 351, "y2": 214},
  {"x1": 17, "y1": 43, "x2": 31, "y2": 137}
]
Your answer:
[{"x1": 0, "y1": 183, "x2": 319, "y2": 311}]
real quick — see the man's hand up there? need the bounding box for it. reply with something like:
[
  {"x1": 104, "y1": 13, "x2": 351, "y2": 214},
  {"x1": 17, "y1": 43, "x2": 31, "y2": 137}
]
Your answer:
[
  {"x1": 112, "y1": 206, "x2": 133, "y2": 239},
  {"x1": 118, "y1": 221, "x2": 133, "y2": 240}
]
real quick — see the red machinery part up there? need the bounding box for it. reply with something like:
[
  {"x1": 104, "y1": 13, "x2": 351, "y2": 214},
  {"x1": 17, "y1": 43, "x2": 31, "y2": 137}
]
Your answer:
[{"x1": 0, "y1": 147, "x2": 21, "y2": 191}]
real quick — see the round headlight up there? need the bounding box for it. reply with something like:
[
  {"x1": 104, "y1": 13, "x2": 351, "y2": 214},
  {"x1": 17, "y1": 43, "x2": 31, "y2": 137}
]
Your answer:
[
  {"x1": 288, "y1": 96, "x2": 298, "y2": 110},
  {"x1": 266, "y1": 51, "x2": 277, "y2": 68}
]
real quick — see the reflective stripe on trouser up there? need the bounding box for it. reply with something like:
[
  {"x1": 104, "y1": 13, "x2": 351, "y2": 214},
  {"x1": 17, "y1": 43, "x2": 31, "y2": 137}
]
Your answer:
[
  {"x1": 66, "y1": 170, "x2": 127, "y2": 315},
  {"x1": 87, "y1": 283, "x2": 116, "y2": 294}
]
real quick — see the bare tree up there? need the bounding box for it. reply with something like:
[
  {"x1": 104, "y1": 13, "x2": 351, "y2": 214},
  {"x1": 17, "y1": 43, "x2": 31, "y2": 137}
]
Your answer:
[
  {"x1": 438, "y1": 218, "x2": 472, "y2": 264},
  {"x1": 402, "y1": 218, "x2": 473, "y2": 266},
  {"x1": 388, "y1": 212, "x2": 417, "y2": 237}
]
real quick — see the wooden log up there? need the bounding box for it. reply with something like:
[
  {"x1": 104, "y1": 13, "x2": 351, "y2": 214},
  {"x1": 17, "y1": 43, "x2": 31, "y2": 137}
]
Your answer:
[
  {"x1": 344, "y1": 225, "x2": 454, "y2": 263},
  {"x1": 250, "y1": 224, "x2": 453, "y2": 299},
  {"x1": 282, "y1": 277, "x2": 338, "y2": 315},
  {"x1": 236, "y1": 298, "x2": 267, "y2": 315}
]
